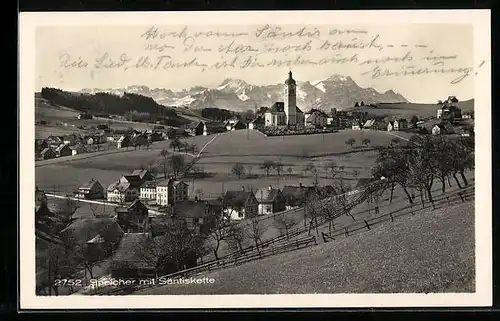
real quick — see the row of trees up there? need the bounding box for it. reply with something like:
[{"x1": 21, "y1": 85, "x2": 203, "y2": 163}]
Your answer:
[
  {"x1": 345, "y1": 137, "x2": 371, "y2": 148},
  {"x1": 372, "y1": 134, "x2": 474, "y2": 207}
]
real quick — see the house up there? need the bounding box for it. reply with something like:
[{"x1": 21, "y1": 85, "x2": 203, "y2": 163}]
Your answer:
[
  {"x1": 76, "y1": 179, "x2": 104, "y2": 199},
  {"x1": 222, "y1": 189, "x2": 259, "y2": 220},
  {"x1": 203, "y1": 122, "x2": 226, "y2": 136},
  {"x1": 116, "y1": 135, "x2": 131, "y2": 149},
  {"x1": 225, "y1": 119, "x2": 246, "y2": 131},
  {"x1": 362, "y1": 119, "x2": 376, "y2": 130},
  {"x1": 71, "y1": 144, "x2": 86, "y2": 156},
  {"x1": 187, "y1": 121, "x2": 205, "y2": 136},
  {"x1": 97, "y1": 124, "x2": 109, "y2": 130},
  {"x1": 255, "y1": 185, "x2": 286, "y2": 215},
  {"x1": 387, "y1": 121, "x2": 395, "y2": 132},
  {"x1": 156, "y1": 179, "x2": 189, "y2": 206},
  {"x1": 248, "y1": 116, "x2": 265, "y2": 130},
  {"x1": 444, "y1": 96, "x2": 459, "y2": 104},
  {"x1": 437, "y1": 105, "x2": 462, "y2": 120},
  {"x1": 40, "y1": 148, "x2": 56, "y2": 160},
  {"x1": 59, "y1": 217, "x2": 124, "y2": 258},
  {"x1": 78, "y1": 113, "x2": 93, "y2": 120},
  {"x1": 352, "y1": 121, "x2": 362, "y2": 130},
  {"x1": 304, "y1": 109, "x2": 328, "y2": 128},
  {"x1": 106, "y1": 176, "x2": 142, "y2": 203},
  {"x1": 140, "y1": 181, "x2": 157, "y2": 202},
  {"x1": 115, "y1": 200, "x2": 149, "y2": 233},
  {"x1": 394, "y1": 119, "x2": 408, "y2": 131},
  {"x1": 171, "y1": 199, "x2": 221, "y2": 233},
  {"x1": 148, "y1": 131, "x2": 163, "y2": 142},
  {"x1": 110, "y1": 233, "x2": 156, "y2": 279},
  {"x1": 432, "y1": 123, "x2": 454, "y2": 135},
  {"x1": 282, "y1": 184, "x2": 315, "y2": 209},
  {"x1": 54, "y1": 143, "x2": 72, "y2": 157},
  {"x1": 129, "y1": 169, "x2": 155, "y2": 184}
]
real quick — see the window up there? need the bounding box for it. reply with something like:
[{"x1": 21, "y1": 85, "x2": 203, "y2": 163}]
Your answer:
[{"x1": 238, "y1": 212, "x2": 244, "y2": 218}]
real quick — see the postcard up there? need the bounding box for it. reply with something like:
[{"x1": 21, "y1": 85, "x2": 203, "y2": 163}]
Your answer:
[{"x1": 19, "y1": 9, "x2": 491, "y2": 309}]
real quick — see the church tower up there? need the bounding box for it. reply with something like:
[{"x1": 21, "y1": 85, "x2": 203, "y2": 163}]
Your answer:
[{"x1": 284, "y1": 70, "x2": 297, "y2": 126}]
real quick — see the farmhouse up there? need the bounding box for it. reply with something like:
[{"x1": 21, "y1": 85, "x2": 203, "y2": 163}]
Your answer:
[
  {"x1": 362, "y1": 119, "x2": 376, "y2": 130},
  {"x1": 116, "y1": 135, "x2": 131, "y2": 149},
  {"x1": 110, "y1": 233, "x2": 156, "y2": 279},
  {"x1": 255, "y1": 185, "x2": 286, "y2": 215},
  {"x1": 437, "y1": 105, "x2": 462, "y2": 120},
  {"x1": 171, "y1": 200, "x2": 220, "y2": 233},
  {"x1": 225, "y1": 119, "x2": 247, "y2": 131},
  {"x1": 78, "y1": 113, "x2": 93, "y2": 120},
  {"x1": 352, "y1": 121, "x2": 362, "y2": 130},
  {"x1": 59, "y1": 217, "x2": 124, "y2": 258},
  {"x1": 130, "y1": 169, "x2": 155, "y2": 184},
  {"x1": 203, "y1": 122, "x2": 226, "y2": 136},
  {"x1": 156, "y1": 179, "x2": 189, "y2": 206},
  {"x1": 264, "y1": 71, "x2": 305, "y2": 129},
  {"x1": 387, "y1": 121, "x2": 395, "y2": 132},
  {"x1": 282, "y1": 184, "x2": 315, "y2": 209},
  {"x1": 222, "y1": 189, "x2": 259, "y2": 220},
  {"x1": 432, "y1": 123, "x2": 454, "y2": 135},
  {"x1": 304, "y1": 109, "x2": 328, "y2": 128},
  {"x1": 394, "y1": 119, "x2": 408, "y2": 131},
  {"x1": 248, "y1": 116, "x2": 265, "y2": 130},
  {"x1": 40, "y1": 148, "x2": 56, "y2": 160},
  {"x1": 70, "y1": 144, "x2": 86, "y2": 156},
  {"x1": 115, "y1": 199, "x2": 149, "y2": 233},
  {"x1": 54, "y1": 143, "x2": 72, "y2": 157},
  {"x1": 76, "y1": 179, "x2": 104, "y2": 199},
  {"x1": 186, "y1": 121, "x2": 205, "y2": 136}
]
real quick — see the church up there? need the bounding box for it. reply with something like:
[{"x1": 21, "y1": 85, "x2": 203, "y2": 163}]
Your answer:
[{"x1": 264, "y1": 71, "x2": 305, "y2": 129}]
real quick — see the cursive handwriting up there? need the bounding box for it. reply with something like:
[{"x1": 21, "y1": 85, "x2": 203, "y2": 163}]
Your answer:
[{"x1": 56, "y1": 25, "x2": 472, "y2": 86}]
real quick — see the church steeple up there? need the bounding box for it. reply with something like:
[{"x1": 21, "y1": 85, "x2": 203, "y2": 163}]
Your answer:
[{"x1": 285, "y1": 70, "x2": 296, "y2": 85}]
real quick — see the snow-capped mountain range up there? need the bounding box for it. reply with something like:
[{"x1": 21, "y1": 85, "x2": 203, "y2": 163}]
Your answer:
[{"x1": 80, "y1": 74, "x2": 408, "y2": 112}]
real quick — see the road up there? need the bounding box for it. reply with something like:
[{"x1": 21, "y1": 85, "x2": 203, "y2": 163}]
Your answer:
[{"x1": 45, "y1": 193, "x2": 164, "y2": 216}]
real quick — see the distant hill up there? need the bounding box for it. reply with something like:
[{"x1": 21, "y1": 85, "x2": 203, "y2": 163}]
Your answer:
[
  {"x1": 39, "y1": 87, "x2": 193, "y2": 127},
  {"x1": 79, "y1": 74, "x2": 409, "y2": 113},
  {"x1": 344, "y1": 99, "x2": 474, "y2": 119}
]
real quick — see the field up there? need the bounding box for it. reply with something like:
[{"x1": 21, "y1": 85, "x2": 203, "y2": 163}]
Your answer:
[
  {"x1": 138, "y1": 199, "x2": 475, "y2": 295},
  {"x1": 35, "y1": 96, "x2": 179, "y2": 139},
  {"x1": 36, "y1": 128, "x2": 411, "y2": 213},
  {"x1": 343, "y1": 99, "x2": 474, "y2": 119}
]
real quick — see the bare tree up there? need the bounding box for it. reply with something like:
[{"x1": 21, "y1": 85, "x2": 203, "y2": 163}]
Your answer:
[
  {"x1": 362, "y1": 138, "x2": 371, "y2": 147},
  {"x1": 231, "y1": 163, "x2": 246, "y2": 179},
  {"x1": 244, "y1": 217, "x2": 267, "y2": 253},
  {"x1": 324, "y1": 161, "x2": 338, "y2": 180},
  {"x1": 408, "y1": 135, "x2": 436, "y2": 208},
  {"x1": 207, "y1": 212, "x2": 227, "y2": 260},
  {"x1": 159, "y1": 149, "x2": 170, "y2": 179},
  {"x1": 345, "y1": 138, "x2": 356, "y2": 148},
  {"x1": 273, "y1": 214, "x2": 297, "y2": 239},
  {"x1": 273, "y1": 160, "x2": 284, "y2": 176},
  {"x1": 260, "y1": 160, "x2": 274, "y2": 177},
  {"x1": 168, "y1": 154, "x2": 186, "y2": 178},
  {"x1": 138, "y1": 218, "x2": 208, "y2": 274},
  {"x1": 225, "y1": 221, "x2": 245, "y2": 255}
]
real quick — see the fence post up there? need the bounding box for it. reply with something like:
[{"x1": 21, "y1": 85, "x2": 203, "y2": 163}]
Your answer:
[
  {"x1": 321, "y1": 232, "x2": 327, "y2": 243},
  {"x1": 390, "y1": 213, "x2": 394, "y2": 222},
  {"x1": 364, "y1": 220, "x2": 371, "y2": 230},
  {"x1": 313, "y1": 236, "x2": 317, "y2": 245},
  {"x1": 345, "y1": 227, "x2": 349, "y2": 237}
]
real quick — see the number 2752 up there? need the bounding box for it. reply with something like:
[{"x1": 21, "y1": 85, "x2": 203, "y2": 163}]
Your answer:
[{"x1": 54, "y1": 279, "x2": 83, "y2": 287}]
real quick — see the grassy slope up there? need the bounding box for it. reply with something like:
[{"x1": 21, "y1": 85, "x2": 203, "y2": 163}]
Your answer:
[
  {"x1": 35, "y1": 95, "x2": 206, "y2": 139},
  {"x1": 138, "y1": 200, "x2": 475, "y2": 295},
  {"x1": 343, "y1": 99, "x2": 474, "y2": 119}
]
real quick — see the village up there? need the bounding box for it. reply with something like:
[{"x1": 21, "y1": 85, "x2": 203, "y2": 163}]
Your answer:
[{"x1": 35, "y1": 71, "x2": 475, "y2": 296}]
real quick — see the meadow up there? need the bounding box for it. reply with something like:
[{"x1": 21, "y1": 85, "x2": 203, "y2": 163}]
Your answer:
[
  {"x1": 138, "y1": 200, "x2": 475, "y2": 295},
  {"x1": 35, "y1": 97, "x2": 169, "y2": 139}
]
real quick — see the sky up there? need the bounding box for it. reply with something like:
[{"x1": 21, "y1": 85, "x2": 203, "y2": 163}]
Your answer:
[{"x1": 35, "y1": 24, "x2": 474, "y2": 103}]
